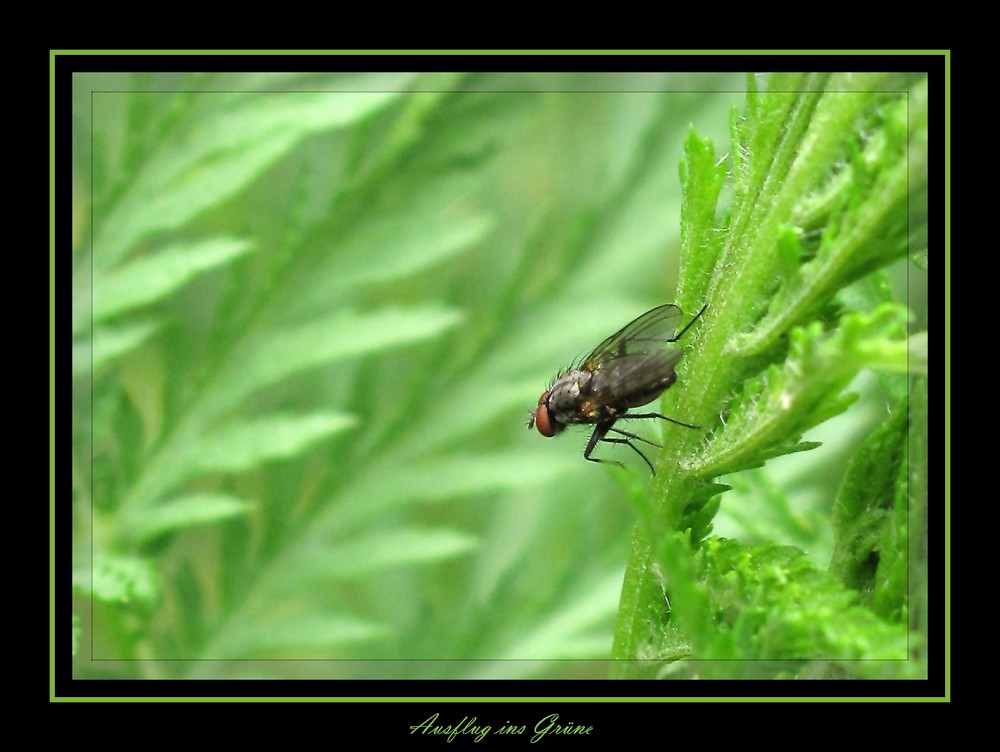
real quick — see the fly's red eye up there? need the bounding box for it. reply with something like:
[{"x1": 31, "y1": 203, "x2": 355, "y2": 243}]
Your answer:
[{"x1": 534, "y1": 393, "x2": 556, "y2": 437}]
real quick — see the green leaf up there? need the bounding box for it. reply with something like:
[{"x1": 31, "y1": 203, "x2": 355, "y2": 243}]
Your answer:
[
  {"x1": 74, "y1": 552, "x2": 159, "y2": 605},
  {"x1": 114, "y1": 308, "x2": 463, "y2": 515},
  {"x1": 658, "y1": 537, "x2": 908, "y2": 669},
  {"x1": 79, "y1": 321, "x2": 160, "y2": 375},
  {"x1": 323, "y1": 452, "x2": 580, "y2": 532},
  {"x1": 325, "y1": 184, "x2": 493, "y2": 289},
  {"x1": 213, "y1": 614, "x2": 391, "y2": 659},
  {"x1": 126, "y1": 493, "x2": 255, "y2": 543},
  {"x1": 335, "y1": 212, "x2": 493, "y2": 288},
  {"x1": 303, "y1": 527, "x2": 479, "y2": 580},
  {"x1": 184, "y1": 412, "x2": 356, "y2": 475},
  {"x1": 686, "y1": 305, "x2": 908, "y2": 479},
  {"x1": 218, "y1": 306, "x2": 463, "y2": 415},
  {"x1": 492, "y1": 569, "x2": 622, "y2": 663},
  {"x1": 94, "y1": 90, "x2": 406, "y2": 268},
  {"x1": 677, "y1": 127, "x2": 727, "y2": 306},
  {"x1": 908, "y1": 331, "x2": 928, "y2": 375},
  {"x1": 829, "y1": 393, "x2": 909, "y2": 620},
  {"x1": 738, "y1": 78, "x2": 927, "y2": 356},
  {"x1": 614, "y1": 73, "x2": 928, "y2": 674},
  {"x1": 905, "y1": 375, "x2": 928, "y2": 670},
  {"x1": 91, "y1": 237, "x2": 252, "y2": 325}
]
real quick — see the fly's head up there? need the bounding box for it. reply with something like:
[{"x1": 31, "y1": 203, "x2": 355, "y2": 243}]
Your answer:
[
  {"x1": 529, "y1": 369, "x2": 591, "y2": 437},
  {"x1": 528, "y1": 389, "x2": 561, "y2": 437}
]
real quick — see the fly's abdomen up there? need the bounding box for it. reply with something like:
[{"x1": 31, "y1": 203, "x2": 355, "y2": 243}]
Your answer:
[{"x1": 619, "y1": 371, "x2": 677, "y2": 409}]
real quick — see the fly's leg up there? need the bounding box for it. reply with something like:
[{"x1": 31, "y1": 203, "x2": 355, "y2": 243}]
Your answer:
[
  {"x1": 585, "y1": 421, "x2": 658, "y2": 475},
  {"x1": 583, "y1": 422, "x2": 625, "y2": 471},
  {"x1": 607, "y1": 425, "x2": 661, "y2": 447},
  {"x1": 619, "y1": 411, "x2": 700, "y2": 430},
  {"x1": 608, "y1": 424, "x2": 662, "y2": 473},
  {"x1": 668, "y1": 303, "x2": 708, "y2": 342},
  {"x1": 600, "y1": 436, "x2": 656, "y2": 476}
]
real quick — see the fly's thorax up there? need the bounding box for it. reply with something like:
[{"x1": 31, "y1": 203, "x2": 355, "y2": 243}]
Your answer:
[{"x1": 546, "y1": 369, "x2": 594, "y2": 425}]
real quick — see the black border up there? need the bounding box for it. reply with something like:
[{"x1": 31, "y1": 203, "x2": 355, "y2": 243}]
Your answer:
[{"x1": 55, "y1": 51, "x2": 948, "y2": 703}]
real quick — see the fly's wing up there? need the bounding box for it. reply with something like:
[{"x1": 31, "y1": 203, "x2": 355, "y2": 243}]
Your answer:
[
  {"x1": 583, "y1": 304, "x2": 683, "y2": 367},
  {"x1": 582, "y1": 304, "x2": 686, "y2": 408},
  {"x1": 587, "y1": 349, "x2": 684, "y2": 406}
]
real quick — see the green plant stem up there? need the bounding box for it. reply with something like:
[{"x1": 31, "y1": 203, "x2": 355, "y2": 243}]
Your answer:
[{"x1": 612, "y1": 73, "x2": 925, "y2": 669}]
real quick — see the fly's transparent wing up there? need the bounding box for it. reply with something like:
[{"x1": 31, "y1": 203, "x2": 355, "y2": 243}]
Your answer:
[
  {"x1": 581, "y1": 305, "x2": 686, "y2": 410},
  {"x1": 582, "y1": 304, "x2": 683, "y2": 368},
  {"x1": 587, "y1": 349, "x2": 684, "y2": 407}
]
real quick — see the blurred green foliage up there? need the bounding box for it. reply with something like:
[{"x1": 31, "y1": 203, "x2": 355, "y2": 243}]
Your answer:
[{"x1": 71, "y1": 71, "x2": 928, "y2": 681}]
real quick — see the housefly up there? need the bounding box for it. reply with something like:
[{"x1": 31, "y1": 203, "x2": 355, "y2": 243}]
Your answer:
[{"x1": 527, "y1": 303, "x2": 707, "y2": 475}]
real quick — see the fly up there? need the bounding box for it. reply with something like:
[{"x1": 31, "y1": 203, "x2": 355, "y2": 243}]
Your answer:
[{"x1": 527, "y1": 303, "x2": 707, "y2": 475}]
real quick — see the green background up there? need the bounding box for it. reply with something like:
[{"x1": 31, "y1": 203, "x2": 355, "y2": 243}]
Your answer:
[{"x1": 71, "y1": 71, "x2": 926, "y2": 679}]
